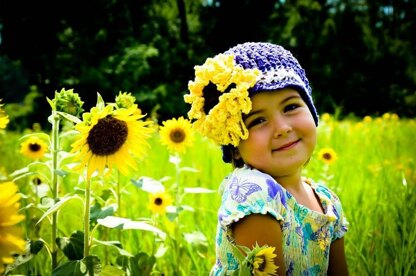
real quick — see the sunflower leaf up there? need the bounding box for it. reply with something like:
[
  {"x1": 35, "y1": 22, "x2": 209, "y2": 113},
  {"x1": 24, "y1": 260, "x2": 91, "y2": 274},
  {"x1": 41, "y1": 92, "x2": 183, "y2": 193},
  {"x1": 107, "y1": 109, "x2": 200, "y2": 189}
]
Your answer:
[
  {"x1": 55, "y1": 169, "x2": 69, "y2": 177},
  {"x1": 116, "y1": 252, "x2": 156, "y2": 275},
  {"x1": 183, "y1": 231, "x2": 208, "y2": 247},
  {"x1": 184, "y1": 187, "x2": 215, "y2": 194},
  {"x1": 131, "y1": 177, "x2": 165, "y2": 193},
  {"x1": 52, "y1": 260, "x2": 83, "y2": 276},
  {"x1": 97, "y1": 216, "x2": 166, "y2": 240},
  {"x1": 39, "y1": 197, "x2": 55, "y2": 209},
  {"x1": 10, "y1": 162, "x2": 51, "y2": 181},
  {"x1": 96, "y1": 92, "x2": 105, "y2": 109},
  {"x1": 56, "y1": 111, "x2": 82, "y2": 124},
  {"x1": 101, "y1": 265, "x2": 125, "y2": 276},
  {"x1": 56, "y1": 231, "x2": 84, "y2": 261},
  {"x1": 18, "y1": 132, "x2": 51, "y2": 143},
  {"x1": 9, "y1": 167, "x2": 29, "y2": 177},
  {"x1": 154, "y1": 243, "x2": 168, "y2": 258},
  {"x1": 80, "y1": 255, "x2": 101, "y2": 275},
  {"x1": 47, "y1": 96, "x2": 56, "y2": 110},
  {"x1": 36, "y1": 195, "x2": 83, "y2": 225},
  {"x1": 169, "y1": 155, "x2": 181, "y2": 165},
  {"x1": 30, "y1": 239, "x2": 45, "y2": 254},
  {"x1": 179, "y1": 167, "x2": 199, "y2": 173},
  {"x1": 92, "y1": 239, "x2": 133, "y2": 257},
  {"x1": 11, "y1": 171, "x2": 37, "y2": 182},
  {"x1": 89, "y1": 203, "x2": 117, "y2": 224}
]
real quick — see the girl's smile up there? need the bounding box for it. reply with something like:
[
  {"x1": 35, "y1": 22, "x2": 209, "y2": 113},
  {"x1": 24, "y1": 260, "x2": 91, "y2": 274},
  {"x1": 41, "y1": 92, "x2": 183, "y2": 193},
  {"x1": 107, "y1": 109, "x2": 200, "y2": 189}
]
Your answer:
[{"x1": 273, "y1": 138, "x2": 301, "y2": 151}]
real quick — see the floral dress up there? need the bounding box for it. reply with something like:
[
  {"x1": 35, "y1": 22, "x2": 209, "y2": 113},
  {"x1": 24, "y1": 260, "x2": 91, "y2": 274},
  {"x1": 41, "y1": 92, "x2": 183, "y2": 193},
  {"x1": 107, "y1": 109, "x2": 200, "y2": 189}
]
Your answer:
[{"x1": 210, "y1": 165, "x2": 348, "y2": 276}]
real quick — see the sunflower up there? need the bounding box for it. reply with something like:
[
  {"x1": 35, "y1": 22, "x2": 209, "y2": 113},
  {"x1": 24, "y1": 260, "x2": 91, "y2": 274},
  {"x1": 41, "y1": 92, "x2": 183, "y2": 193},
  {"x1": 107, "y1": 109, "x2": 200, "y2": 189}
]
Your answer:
[
  {"x1": 20, "y1": 136, "x2": 48, "y2": 160},
  {"x1": 252, "y1": 246, "x2": 278, "y2": 275},
  {"x1": 159, "y1": 117, "x2": 194, "y2": 154},
  {"x1": 320, "y1": 113, "x2": 331, "y2": 123},
  {"x1": 363, "y1": 115, "x2": 372, "y2": 123},
  {"x1": 71, "y1": 104, "x2": 153, "y2": 179},
  {"x1": 318, "y1": 148, "x2": 338, "y2": 165},
  {"x1": 184, "y1": 54, "x2": 260, "y2": 146},
  {"x1": 148, "y1": 191, "x2": 173, "y2": 215},
  {"x1": 0, "y1": 182, "x2": 26, "y2": 274},
  {"x1": 115, "y1": 92, "x2": 137, "y2": 109},
  {"x1": 51, "y1": 88, "x2": 84, "y2": 117},
  {"x1": 0, "y1": 100, "x2": 9, "y2": 129},
  {"x1": 391, "y1": 113, "x2": 399, "y2": 121}
]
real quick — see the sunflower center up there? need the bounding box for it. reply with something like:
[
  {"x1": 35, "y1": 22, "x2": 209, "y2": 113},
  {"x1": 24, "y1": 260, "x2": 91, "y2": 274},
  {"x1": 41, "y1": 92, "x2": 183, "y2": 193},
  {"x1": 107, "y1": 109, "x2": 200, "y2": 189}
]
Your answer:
[
  {"x1": 323, "y1": 153, "x2": 332, "y2": 160},
  {"x1": 87, "y1": 116, "x2": 128, "y2": 156},
  {"x1": 257, "y1": 255, "x2": 266, "y2": 272},
  {"x1": 29, "y1": 143, "x2": 41, "y2": 152},
  {"x1": 154, "y1": 197, "x2": 163, "y2": 206},
  {"x1": 170, "y1": 128, "x2": 185, "y2": 143},
  {"x1": 33, "y1": 177, "x2": 42, "y2": 185},
  {"x1": 203, "y1": 81, "x2": 236, "y2": 114}
]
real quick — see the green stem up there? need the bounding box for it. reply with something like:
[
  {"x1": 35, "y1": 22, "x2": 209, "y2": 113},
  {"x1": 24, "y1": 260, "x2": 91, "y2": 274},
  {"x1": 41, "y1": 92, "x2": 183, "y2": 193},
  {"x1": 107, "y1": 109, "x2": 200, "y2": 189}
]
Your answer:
[
  {"x1": 84, "y1": 178, "x2": 91, "y2": 257},
  {"x1": 51, "y1": 114, "x2": 60, "y2": 269},
  {"x1": 151, "y1": 214, "x2": 157, "y2": 256},
  {"x1": 175, "y1": 153, "x2": 181, "y2": 274},
  {"x1": 117, "y1": 172, "x2": 122, "y2": 241},
  {"x1": 104, "y1": 228, "x2": 109, "y2": 265}
]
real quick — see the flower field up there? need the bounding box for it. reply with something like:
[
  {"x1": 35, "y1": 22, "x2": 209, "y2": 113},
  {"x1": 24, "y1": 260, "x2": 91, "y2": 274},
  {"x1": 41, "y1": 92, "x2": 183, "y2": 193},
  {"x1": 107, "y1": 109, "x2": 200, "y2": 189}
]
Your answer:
[{"x1": 0, "y1": 93, "x2": 416, "y2": 275}]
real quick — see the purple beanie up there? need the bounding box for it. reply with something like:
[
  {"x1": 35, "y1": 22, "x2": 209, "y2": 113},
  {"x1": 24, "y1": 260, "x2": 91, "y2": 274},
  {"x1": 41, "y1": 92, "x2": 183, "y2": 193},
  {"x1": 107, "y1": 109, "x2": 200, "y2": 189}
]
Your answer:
[{"x1": 224, "y1": 42, "x2": 318, "y2": 125}]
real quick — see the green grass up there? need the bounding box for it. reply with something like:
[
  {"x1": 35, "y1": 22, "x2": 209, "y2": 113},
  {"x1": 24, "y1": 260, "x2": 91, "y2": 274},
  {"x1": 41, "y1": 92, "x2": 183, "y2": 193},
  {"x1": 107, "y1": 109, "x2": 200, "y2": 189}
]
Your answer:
[{"x1": 1, "y1": 115, "x2": 415, "y2": 275}]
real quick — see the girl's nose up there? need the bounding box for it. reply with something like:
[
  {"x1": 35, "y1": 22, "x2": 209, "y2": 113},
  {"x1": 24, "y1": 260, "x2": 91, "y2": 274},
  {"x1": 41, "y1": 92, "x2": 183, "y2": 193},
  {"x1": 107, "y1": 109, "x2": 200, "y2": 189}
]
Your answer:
[{"x1": 273, "y1": 115, "x2": 292, "y2": 138}]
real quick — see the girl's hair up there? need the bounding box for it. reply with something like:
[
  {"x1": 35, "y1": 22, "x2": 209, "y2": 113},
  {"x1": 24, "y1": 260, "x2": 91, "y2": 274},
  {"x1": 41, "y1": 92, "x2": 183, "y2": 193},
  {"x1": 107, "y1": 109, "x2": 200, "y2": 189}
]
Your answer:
[{"x1": 222, "y1": 145, "x2": 245, "y2": 168}]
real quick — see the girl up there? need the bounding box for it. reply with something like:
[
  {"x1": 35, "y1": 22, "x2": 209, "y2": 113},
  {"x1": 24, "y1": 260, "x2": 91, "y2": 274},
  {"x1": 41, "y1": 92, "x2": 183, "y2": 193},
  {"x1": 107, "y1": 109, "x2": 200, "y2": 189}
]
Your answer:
[{"x1": 184, "y1": 42, "x2": 348, "y2": 275}]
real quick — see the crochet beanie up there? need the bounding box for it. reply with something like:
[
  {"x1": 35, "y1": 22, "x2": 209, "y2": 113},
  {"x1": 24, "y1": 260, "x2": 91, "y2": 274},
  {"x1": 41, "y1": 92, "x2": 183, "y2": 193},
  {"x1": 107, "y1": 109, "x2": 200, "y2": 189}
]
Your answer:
[
  {"x1": 185, "y1": 42, "x2": 318, "y2": 163},
  {"x1": 223, "y1": 42, "x2": 318, "y2": 125}
]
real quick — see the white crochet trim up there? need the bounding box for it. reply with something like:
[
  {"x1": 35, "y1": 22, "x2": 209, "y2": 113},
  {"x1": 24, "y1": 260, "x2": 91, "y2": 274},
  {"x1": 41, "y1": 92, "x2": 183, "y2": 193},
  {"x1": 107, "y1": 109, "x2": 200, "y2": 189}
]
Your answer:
[{"x1": 257, "y1": 67, "x2": 306, "y2": 89}]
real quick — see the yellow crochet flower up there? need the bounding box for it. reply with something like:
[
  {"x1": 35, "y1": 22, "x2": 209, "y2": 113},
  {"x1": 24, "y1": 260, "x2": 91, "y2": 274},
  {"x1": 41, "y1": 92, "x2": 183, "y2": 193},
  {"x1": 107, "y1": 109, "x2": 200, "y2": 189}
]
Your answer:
[{"x1": 184, "y1": 54, "x2": 260, "y2": 146}]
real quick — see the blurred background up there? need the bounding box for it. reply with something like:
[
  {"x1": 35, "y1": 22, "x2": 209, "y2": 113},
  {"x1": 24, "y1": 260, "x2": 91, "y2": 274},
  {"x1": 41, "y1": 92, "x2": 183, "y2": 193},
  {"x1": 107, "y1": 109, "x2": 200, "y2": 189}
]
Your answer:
[{"x1": 1, "y1": 0, "x2": 415, "y2": 130}]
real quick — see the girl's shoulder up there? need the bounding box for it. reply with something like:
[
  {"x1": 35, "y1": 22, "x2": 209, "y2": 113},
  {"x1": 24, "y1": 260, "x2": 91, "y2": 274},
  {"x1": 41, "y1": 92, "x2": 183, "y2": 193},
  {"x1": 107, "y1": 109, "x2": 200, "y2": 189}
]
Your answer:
[
  {"x1": 220, "y1": 165, "x2": 281, "y2": 195},
  {"x1": 218, "y1": 166, "x2": 287, "y2": 226}
]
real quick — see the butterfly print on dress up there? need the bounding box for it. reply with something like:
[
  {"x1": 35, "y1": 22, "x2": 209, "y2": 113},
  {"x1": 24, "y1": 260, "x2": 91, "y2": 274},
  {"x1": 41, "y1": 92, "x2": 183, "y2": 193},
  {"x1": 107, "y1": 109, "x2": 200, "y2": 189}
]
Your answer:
[{"x1": 228, "y1": 176, "x2": 262, "y2": 203}]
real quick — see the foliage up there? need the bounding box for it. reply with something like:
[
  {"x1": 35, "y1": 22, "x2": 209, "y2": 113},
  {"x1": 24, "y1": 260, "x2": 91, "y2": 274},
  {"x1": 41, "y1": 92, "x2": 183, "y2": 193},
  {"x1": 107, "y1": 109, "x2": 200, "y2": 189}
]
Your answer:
[{"x1": 1, "y1": 0, "x2": 415, "y2": 130}]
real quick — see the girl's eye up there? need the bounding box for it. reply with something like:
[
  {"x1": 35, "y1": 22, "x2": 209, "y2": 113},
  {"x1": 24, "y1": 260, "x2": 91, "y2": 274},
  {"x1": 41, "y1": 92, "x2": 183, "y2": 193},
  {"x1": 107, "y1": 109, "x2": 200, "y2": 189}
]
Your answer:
[
  {"x1": 284, "y1": 104, "x2": 300, "y2": 113},
  {"x1": 247, "y1": 118, "x2": 265, "y2": 129}
]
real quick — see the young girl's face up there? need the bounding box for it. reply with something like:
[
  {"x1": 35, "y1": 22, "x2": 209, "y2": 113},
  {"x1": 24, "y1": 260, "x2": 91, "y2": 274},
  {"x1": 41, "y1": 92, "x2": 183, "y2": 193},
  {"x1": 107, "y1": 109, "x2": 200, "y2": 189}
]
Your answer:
[{"x1": 237, "y1": 88, "x2": 317, "y2": 179}]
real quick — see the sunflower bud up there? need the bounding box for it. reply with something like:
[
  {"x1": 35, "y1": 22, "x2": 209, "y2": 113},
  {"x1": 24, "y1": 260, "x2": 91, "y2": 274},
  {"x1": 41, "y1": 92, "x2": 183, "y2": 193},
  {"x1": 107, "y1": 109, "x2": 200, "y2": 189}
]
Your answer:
[
  {"x1": 53, "y1": 88, "x2": 84, "y2": 117},
  {"x1": 115, "y1": 92, "x2": 136, "y2": 109}
]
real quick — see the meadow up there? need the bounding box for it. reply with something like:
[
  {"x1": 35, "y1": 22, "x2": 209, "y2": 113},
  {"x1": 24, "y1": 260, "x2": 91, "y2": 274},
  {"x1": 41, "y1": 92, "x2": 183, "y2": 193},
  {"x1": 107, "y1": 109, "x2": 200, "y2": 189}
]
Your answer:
[{"x1": 1, "y1": 107, "x2": 415, "y2": 275}]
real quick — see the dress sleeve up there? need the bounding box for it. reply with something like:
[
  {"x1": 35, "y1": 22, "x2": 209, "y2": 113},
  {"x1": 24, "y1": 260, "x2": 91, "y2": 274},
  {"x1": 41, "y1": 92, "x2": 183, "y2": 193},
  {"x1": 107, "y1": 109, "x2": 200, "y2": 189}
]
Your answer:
[
  {"x1": 217, "y1": 167, "x2": 287, "y2": 228},
  {"x1": 328, "y1": 188, "x2": 348, "y2": 241}
]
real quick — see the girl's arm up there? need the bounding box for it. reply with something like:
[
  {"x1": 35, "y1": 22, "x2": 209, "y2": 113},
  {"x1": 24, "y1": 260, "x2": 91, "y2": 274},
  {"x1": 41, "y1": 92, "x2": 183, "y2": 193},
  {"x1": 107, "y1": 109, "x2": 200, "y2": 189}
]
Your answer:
[
  {"x1": 328, "y1": 237, "x2": 348, "y2": 275},
  {"x1": 232, "y1": 213, "x2": 286, "y2": 275}
]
